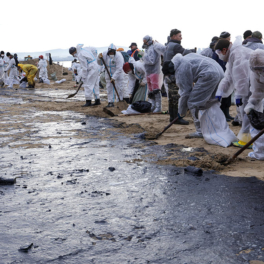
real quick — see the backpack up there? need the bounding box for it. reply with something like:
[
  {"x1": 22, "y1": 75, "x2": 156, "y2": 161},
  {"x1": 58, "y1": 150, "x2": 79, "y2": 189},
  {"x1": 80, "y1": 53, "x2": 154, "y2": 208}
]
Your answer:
[{"x1": 121, "y1": 51, "x2": 130, "y2": 63}]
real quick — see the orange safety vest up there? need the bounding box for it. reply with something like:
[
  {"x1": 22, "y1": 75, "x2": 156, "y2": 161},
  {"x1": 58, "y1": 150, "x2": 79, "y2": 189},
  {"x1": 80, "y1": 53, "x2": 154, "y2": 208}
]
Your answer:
[{"x1": 131, "y1": 49, "x2": 139, "y2": 58}]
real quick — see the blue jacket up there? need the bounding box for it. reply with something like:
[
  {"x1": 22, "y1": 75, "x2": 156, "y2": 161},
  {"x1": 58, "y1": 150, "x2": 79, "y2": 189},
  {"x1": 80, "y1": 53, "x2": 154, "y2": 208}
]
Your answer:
[{"x1": 212, "y1": 51, "x2": 226, "y2": 72}]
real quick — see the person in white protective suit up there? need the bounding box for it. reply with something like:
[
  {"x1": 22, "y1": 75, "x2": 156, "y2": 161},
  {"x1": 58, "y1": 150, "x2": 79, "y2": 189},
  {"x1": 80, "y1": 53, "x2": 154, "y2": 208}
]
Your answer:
[
  {"x1": 116, "y1": 48, "x2": 130, "y2": 103},
  {"x1": 122, "y1": 59, "x2": 148, "y2": 103},
  {"x1": 169, "y1": 52, "x2": 237, "y2": 147},
  {"x1": 69, "y1": 45, "x2": 101, "y2": 107},
  {"x1": 1, "y1": 51, "x2": 10, "y2": 85},
  {"x1": 215, "y1": 36, "x2": 253, "y2": 148},
  {"x1": 71, "y1": 59, "x2": 82, "y2": 85},
  {"x1": 244, "y1": 49, "x2": 264, "y2": 159},
  {"x1": 142, "y1": 35, "x2": 162, "y2": 112},
  {"x1": 38, "y1": 55, "x2": 48, "y2": 83},
  {"x1": 4, "y1": 54, "x2": 17, "y2": 88},
  {"x1": 0, "y1": 55, "x2": 5, "y2": 86},
  {"x1": 97, "y1": 44, "x2": 124, "y2": 107}
]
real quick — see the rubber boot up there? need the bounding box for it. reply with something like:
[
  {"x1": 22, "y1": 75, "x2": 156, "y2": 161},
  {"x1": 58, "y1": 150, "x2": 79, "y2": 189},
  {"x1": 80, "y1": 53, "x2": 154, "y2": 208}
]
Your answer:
[
  {"x1": 82, "y1": 100, "x2": 92, "y2": 107},
  {"x1": 92, "y1": 99, "x2": 101, "y2": 106},
  {"x1": 173, "y1": 106, "x2": 189, "y2": 125},
  {"x1": 222, "y1": 107, "x2": 231, "y2": 122},
  {"x1": 148, "y1": 98, "x2": 155, "y2": 112},
  {"x1": 106, "y1": 102, "x2": 114, "y2": 108},
  {"x1": 27, "y1": 85, "x2": 34, "y2": 88},
  {"x1": 124, "y1": 98, "x2": 130, "y2": 104},
  {"x1": 39, "y1": 78, "x2": 43, "y2": 83},
  {"x1": 225, "y1": 107, "x2": 234, "y2": 120},
  {"x1": 153, "y1": 92, "x2": 161, "y2": 113}
]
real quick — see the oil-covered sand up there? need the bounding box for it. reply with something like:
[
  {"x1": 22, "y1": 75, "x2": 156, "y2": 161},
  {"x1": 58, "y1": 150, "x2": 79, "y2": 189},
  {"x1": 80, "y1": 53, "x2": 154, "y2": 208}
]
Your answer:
[{"x1": 0, "y1": 65, "x2": 264, "y2": 263}]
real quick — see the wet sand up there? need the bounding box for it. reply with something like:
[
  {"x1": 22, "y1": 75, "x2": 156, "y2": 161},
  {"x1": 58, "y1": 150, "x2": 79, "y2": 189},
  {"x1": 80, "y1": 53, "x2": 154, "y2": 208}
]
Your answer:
[{"x1": 1, "y1": 71, "x2": 264, "y2": 263}]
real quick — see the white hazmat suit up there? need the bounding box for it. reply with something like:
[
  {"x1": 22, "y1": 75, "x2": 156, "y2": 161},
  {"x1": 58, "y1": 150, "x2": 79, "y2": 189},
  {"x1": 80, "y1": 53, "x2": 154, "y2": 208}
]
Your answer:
[
  {"x1": 216, "y1": 36, "x2": 253, "y2": 144},
  {"x1": 172, "y1": 53, "x2": 237, "y2": 147},
  {"x1": 38, "y1": 59, "x2": 48, "y2": 80},
  {"x1": 97, "y1": 44, "x2": 124, "y2": 103},
  {"x1": 5, "y1": 58, "x2": 17, "y2": 88},
  {"x1": 127, "y1": 58, "x2": 148, "y2": 102},
  {"x1": 76, "y1": 44, "x2": 100, "y2": 101},
  {"x1": 245, "y1": 49, "x2": 264, "y2": 159}
]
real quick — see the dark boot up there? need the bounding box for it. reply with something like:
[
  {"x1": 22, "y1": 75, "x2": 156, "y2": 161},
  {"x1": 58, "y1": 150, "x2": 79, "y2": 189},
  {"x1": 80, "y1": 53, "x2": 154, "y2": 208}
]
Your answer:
[
  {"x1": 124, "y1": 97, "x2": 130, "y2": 104},
  {"x1": 106, "y1": 102, "x2": 114, "y2": 108},
  {"x1": 82, "y1": 100, "x2": 92, "y2": 107},
  {"x1": 39, "y1": 78, "x2": 43, "y2": 83},
  {"x1": 225, "y1": 108, "x2": 234, "y2": 120},
  {"x1": 173, "y1": 105, "x2": 189, "y2": 125},
  {"x1": 222, "y1": 107, "x2": 231, "y2": 122},
  {"x1": 92, "y1": 99, "x2": 101, "y2": 105},
  {"x1": 27, "y1": 85, "x2": 34, "y2": 88}
]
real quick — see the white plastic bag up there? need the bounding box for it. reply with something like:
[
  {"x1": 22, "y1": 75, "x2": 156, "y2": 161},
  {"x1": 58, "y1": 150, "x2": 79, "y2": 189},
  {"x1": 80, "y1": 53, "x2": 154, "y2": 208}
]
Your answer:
[
  {"x1": 121, "y1": 105, "x2": 141, "y2": 115},
  {"x1": 42, "y1": 78, "x2": 50, "y2": 85},
  {"x1": 199, "y1": 103, "x2": 238, "y2": 147},
  {"x1": 19, "y1": 81, "x2": 27, "y2": 88},
  {"x1": 55, "y1": 79, "x2": 66, "y2": 84},
  {"x1": 248, "y1": 125, "x2": 264, "y2": 160}
]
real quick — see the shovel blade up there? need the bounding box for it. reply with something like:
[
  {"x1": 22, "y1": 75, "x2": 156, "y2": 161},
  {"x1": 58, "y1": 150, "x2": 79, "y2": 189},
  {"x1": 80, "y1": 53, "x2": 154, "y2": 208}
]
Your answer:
[
  {"x1": 67, "y1": 93, "x2": 77, "y2": 99},
  {"x1": 116, "y1": 101, "x2": 128, "y2": 111}
]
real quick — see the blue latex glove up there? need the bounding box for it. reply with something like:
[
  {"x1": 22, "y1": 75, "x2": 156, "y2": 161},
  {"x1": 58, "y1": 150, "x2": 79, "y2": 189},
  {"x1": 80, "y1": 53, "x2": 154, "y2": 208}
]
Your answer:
[
  {"x1": 177, "y1": 113, "x2": 183, "y2": 119},
  {"x1": 236, "y1": 98, "x2": 243, "y2": 107},
  {"x1": 215, "y1": 96, "x2": 222, "y2": 102}
]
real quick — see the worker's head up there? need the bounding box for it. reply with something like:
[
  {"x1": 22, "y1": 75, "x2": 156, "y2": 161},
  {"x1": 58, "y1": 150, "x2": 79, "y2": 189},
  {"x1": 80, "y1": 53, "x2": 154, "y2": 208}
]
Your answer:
[
  {"x1": 214, "y1": 39, "x2": 232, "y2": 62},
  {"x1": 250, "y1": 49, "x2": 264, "y2": 76},
  {"x1": 73, "y1": 59, "x2": 77, "y2": 62},
  {"x1": 142, "y1": 35, "x2": 153, "y2": 49},
  {"x1": 214, "y1": 39, "x2": 231, "y2": 55},
  {"x1": 210, "y1": 36, "x2": 219, "y2": 50},
  {"x1": 107, "y1": 44, "x2": 117, "y2": 58},
  {"x1": 252, "y1": 31, "x2": 262, "y2": 40},
  {"x1": 243, "y1": 30, "x2": 252, "y2": 40},
  {"x1": 6, "y1": 52, "x2": 11, "y2": 57},
  {"x1": 170, "y1": 29, "x2": 182, "y2": 42},
  {"x1": 129, "y1": 43, "x2": 137, "y2": 50},
  {"x1": 0, "y1": 51, "x2": 4, "y2": 57},
  {"x1": 220, "y1": 31, "x2": 231, "y2": 41},
  {"x1": 39, "y1": 55, "x2": 44, "y2": 60},
  {"x1": 123, "y1": 62, "x2": 134, "y2": 74},
  {"x1": 69, "y1": 47, "x2": 77, "y2": 57},
  {"x1": 17, "y1": 64, "x2": 22, "y2": 72}
]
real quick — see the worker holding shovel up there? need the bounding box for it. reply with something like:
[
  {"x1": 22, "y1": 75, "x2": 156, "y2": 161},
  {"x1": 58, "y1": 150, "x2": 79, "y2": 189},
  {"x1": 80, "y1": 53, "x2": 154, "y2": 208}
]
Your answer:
[{"x1": 97, "y1": 44, "x2": 124, "y2": 107}]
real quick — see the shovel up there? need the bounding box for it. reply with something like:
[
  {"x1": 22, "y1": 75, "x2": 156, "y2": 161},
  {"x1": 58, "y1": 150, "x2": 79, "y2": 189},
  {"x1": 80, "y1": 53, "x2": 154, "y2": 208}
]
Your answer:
[
  {"x1": 224, "y1": 127, "x2": 264, "y2": 165},
  {"x1": 100, "y1": 57, "x2": 128, "y2": 111},
  {"x1": 148, "y1": 116, "x2": 179, "y2": 140},
  {"x1": 66, "y1": 81, "x2": 83, "y2": 99}
]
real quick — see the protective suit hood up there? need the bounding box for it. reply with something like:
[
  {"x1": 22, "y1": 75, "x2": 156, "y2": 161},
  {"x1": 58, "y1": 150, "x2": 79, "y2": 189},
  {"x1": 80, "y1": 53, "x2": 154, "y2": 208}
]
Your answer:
[
  {"x1": 76, "y1": 44, "x2": 84, "y2": 55},
  {"x1": 171, "y1": 53, "x2": 184, "y2": 72},
  {"x1": 249, "y1": 48, "x2": 264, "y2": 72},
  {"x1": 108, "y1": 43, "x2": 117, "y2": 51}
]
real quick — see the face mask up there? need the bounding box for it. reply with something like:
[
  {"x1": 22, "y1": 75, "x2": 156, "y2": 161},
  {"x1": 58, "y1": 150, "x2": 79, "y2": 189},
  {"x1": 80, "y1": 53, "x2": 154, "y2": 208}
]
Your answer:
[
  {"x1": 259, "y1": 72, "x2": 264, "y2": 83},
  {"x1": 73, "y1": 54, "x2": 78, "y2": 58},
  {"x1": 109, "y1": 55, "x2": 115, "y2": 59},
  {"x1": 127, "y1": 70, "x2": 132, "y2": 74},
  {"x1": 142, "y1": 44, "x2": 148, "y2": 49}
]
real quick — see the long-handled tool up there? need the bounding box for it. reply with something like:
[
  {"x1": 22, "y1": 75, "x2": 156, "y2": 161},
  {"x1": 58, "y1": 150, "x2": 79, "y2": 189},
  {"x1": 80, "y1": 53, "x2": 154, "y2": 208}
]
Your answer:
[
  {"x1": 148, "y1": 116, "x2": 179, "y2": 140},
  {"x1": 224, "y1": 127, "x2": 264, "y2": 165},
  {"x1": 100, "y1": 57, "x2": 128, "y2": 111},
  {"x1": 66, "y1": 81, "x2": 83, "y2": 99}
]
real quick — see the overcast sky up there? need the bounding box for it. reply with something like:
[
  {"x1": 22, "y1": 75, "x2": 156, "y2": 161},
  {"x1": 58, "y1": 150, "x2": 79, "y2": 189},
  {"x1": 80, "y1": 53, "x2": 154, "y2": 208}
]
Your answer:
[{"x1": 2, "y1": 0, "x2": 263, "y2": 54}]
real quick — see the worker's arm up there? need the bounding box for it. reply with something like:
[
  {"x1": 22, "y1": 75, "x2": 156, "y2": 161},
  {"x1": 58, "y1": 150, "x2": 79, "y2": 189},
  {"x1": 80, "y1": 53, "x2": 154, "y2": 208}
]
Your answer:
[
  {"x1": 112, "y1": 53, "x2": 124, "y2": 80},
  {"x1": 176, "y1": 61, "x2": 194, "y2": 117},
  {"x1": 143, "y1": 47, "x2": 159, "y2": 66}
]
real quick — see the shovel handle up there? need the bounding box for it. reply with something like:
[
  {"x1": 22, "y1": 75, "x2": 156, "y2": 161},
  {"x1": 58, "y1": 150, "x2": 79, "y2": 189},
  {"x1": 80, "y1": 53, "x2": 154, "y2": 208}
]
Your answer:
[
  {"x1": 231, "y1": 127, "x2": 264, "y2": 160},
  {"x1": 100, "y1": 57, "x2": 121, "y2": 101},
  {"x1": 155, "y1": 117, "x2": 179, "y2": 140}
]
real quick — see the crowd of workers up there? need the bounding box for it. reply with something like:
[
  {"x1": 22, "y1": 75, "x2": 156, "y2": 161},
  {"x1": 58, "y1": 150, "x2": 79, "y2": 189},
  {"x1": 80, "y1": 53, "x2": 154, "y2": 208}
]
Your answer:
[
  {"x1": 1, "y1": 28, "x2": 264, "y2": 160},
  {"x1": 68, "y1": 29, "x2": 264, "y2": 160}
]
